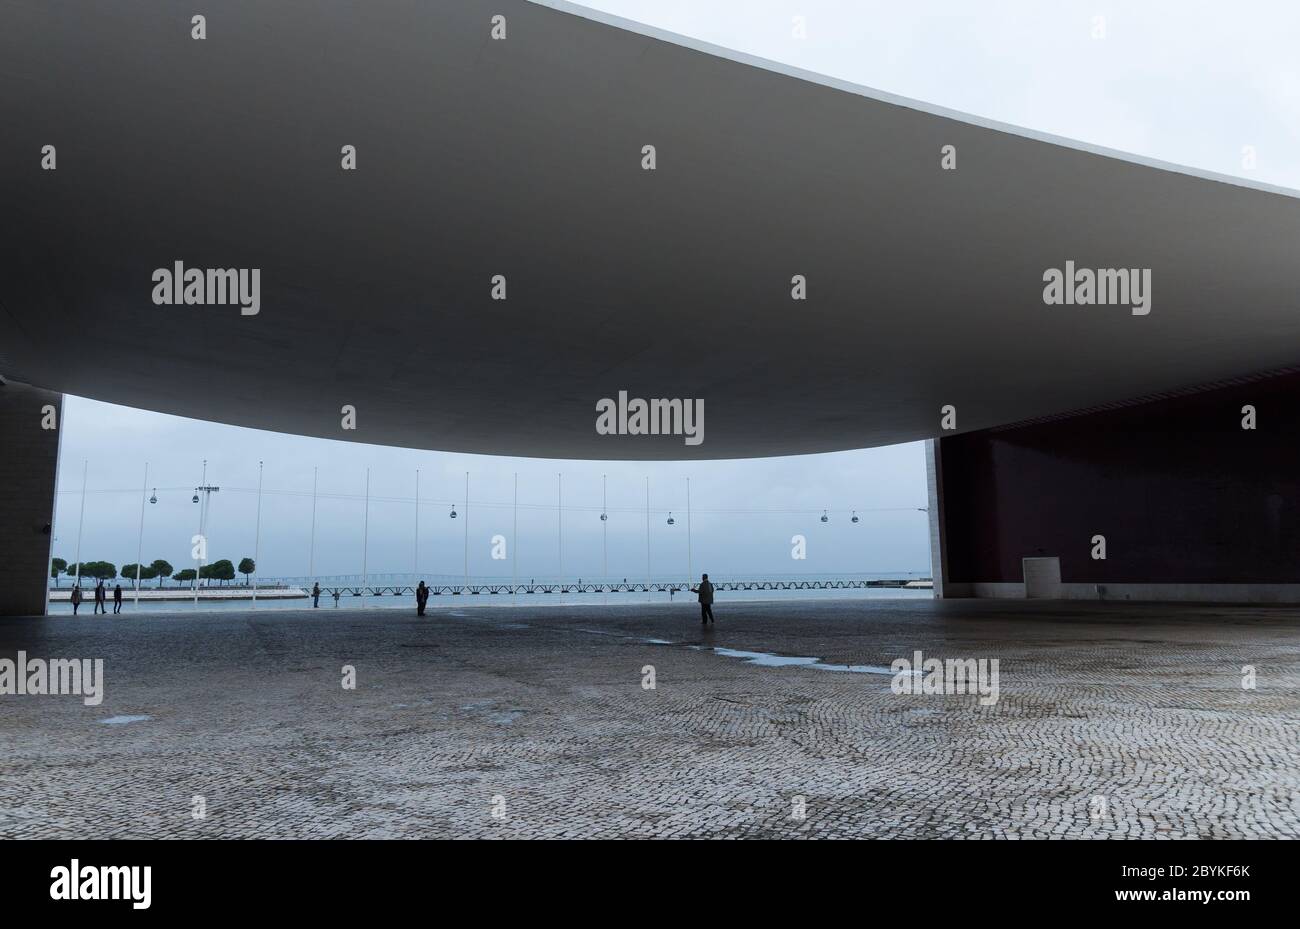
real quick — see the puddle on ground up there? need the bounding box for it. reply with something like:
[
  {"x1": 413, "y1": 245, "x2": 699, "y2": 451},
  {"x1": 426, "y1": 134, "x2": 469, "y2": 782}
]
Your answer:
[
  {"x1": 458, "y1": 699, "x2": 523, "y2": 725},
  {"x1": 569, "y1": 627, "x2": 907, "y2": 675},
  {"x1": 701, "y1": 646, "x2": 919, "y2": 676},
  {"x1": 713, "y1": 648, "x2": 823, "y2": 668},
  {"x1": 575, "y1": 629, "x2": 675, "y2": 645},
  {"x1": 99, "y1": 715, "x2": 152, "y2": 725}
]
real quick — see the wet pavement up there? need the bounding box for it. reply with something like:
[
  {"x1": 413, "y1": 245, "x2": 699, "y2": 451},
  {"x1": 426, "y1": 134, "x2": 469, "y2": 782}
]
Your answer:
[{"x1": 1, "y1": 597, "x2": 1297, "y2": 838}]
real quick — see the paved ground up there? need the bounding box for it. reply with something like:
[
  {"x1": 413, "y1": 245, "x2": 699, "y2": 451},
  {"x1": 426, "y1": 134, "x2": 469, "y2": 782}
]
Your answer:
[{"x1": 1, "y1": 598, "x2": 1298, "y2": 839}]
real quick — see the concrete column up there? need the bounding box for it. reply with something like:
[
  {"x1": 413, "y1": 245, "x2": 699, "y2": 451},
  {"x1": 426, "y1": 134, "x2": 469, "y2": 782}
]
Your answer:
[
  {"x1": 924, "y1": 438, "x2": 950, "y2": 599},
  {"x1": 0, "y1": 380, "x2": 62, "y2": 616}
]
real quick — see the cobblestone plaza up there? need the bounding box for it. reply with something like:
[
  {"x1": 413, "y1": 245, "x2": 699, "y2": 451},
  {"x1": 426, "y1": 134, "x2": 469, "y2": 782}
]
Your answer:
[{"x1": 1, "y1": 598, "x2": 1297, "y2": 839}]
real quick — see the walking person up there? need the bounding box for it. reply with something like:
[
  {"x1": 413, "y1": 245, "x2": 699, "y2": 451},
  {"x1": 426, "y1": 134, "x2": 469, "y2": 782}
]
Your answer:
[
  {"x1": 690, "y1": 573, "x2": 715, "y2": 625},
  {"x1": 312, "y1": 582, "x2": 321, "y2": 608},
  {"x1": 112, "y1": 583, "x2": 123, "y2": 614},
  {"x1": 416, "y1": 580, "x2": 428, "y2": 617},
  {"x1": 94, "y1": 579, "x2": 107, "y2": 615},
  {"x1": 71, "y1": 583, "x2": 82, "y2": 615}
]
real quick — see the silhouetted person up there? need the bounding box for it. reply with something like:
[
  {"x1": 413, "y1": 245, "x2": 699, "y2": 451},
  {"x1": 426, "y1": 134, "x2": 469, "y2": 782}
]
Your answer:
[
  {"x1": 691, "y1": 573, "x2": 715, "y2": 625},
  {"x1": 113, "y1": 583, "x2": 123, "y2": 614},
  {"x1": 416, "y1": 581, "x2": 428, "y2": 617},
  {"x1": 94, "y1": 580, "x2": 106, "y2": 614},
  {"x1": 71, "y1": 584, "x2": 82, "y2": 615},
  {"x1": 333, "y1": 589, "x2": 341, "y2": 608},
  {"x1": 312, "y1": 582, "x2": 321, "y2": 608}
]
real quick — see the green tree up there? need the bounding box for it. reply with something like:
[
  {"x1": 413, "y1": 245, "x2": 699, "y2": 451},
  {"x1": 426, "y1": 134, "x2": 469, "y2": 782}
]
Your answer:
[
  {"x1": 121, "y1": 563, "x2": 158, "y2": 584},
  {"x1": 209, "y1": 559, "x2": 236, "y2": 585},
  {"x1": 238, "y1": 557, "x2": 256, "y2": 585},
  {"x1": 50, "y1": 557, "x2": 67, "y2": 587},
  {"x1": 173, "y1": 568, "x2": 197, "y2": 584},
  {"x1": 151, "y1": 560, "x2": 173, "y2": 588},
  {"x1": 80, "y1": 561, "x2": 116, "y2": 581}
]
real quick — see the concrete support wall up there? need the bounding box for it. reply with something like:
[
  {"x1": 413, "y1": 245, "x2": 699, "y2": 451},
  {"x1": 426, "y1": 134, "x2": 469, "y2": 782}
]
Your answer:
[
  {"x1": 930, "y1": 371, "x2": 1300, "y2": 603},
  {"x1": 0, "y1": 381, "x2": 61, "y2": 616},
  {"x1": 925, "y1": 439, "x2": 958, "y2": 598}
]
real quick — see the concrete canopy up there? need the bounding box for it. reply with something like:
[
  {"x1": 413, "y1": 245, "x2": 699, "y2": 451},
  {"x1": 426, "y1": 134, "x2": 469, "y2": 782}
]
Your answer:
[{"x1": 2, "y1": 0, "x2": 1299, "y2": 460}]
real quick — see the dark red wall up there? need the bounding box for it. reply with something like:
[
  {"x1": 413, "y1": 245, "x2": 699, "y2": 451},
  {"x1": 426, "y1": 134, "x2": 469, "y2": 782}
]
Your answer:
[{"x1": 940, "y1": 373, "x2": 1300, "y2": 584}]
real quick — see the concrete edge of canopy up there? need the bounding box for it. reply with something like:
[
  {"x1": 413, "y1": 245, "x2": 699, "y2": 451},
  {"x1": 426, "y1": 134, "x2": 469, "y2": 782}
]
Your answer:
[{"x1": 534, "y1": 0, "x2": 1300, "y2": 202}]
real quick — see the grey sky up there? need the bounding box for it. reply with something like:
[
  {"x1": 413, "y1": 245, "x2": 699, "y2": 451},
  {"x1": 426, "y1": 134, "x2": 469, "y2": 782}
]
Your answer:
[{"x1": 52, "y1": 1, "x2": 1297, "y2": 581}]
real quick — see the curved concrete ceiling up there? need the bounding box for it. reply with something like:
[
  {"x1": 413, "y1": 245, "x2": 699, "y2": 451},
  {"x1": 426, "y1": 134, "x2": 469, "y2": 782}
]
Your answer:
[{"x1": 2, "y1": 0, "x2": 1299, "y2": 459}]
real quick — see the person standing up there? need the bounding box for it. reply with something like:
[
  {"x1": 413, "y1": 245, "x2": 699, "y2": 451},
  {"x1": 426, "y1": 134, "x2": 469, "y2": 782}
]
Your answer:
[
  {"x1": 112, "y1": 583, "x2": 123, "y2": 614},
  {"x1": 312, "y1": 582, "x2": 321, "y2": 608},
  {"x1": 94, "y1": 579, "x2": 107, "y2": 615},
  {"x1": 71, "y1": 583, "x2": 83, "y2": 615},
  {"x1": 415, "y1": 581, "x2": 428, "y2": 617},
  {"x1": 690, "y1": 573, "x2": 715, "y2": 625}
]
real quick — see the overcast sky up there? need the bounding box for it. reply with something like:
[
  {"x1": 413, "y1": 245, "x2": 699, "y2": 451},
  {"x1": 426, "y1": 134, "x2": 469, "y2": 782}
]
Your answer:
[{"x1": 52, "y1": 1, "x2": 1298, "y2": 582}]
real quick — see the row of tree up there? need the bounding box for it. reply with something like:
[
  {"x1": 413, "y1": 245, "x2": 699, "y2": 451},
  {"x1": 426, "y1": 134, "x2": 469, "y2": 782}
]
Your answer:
[{"x1": 51, "y1": 558, "x2": 257, "y2": 586}]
